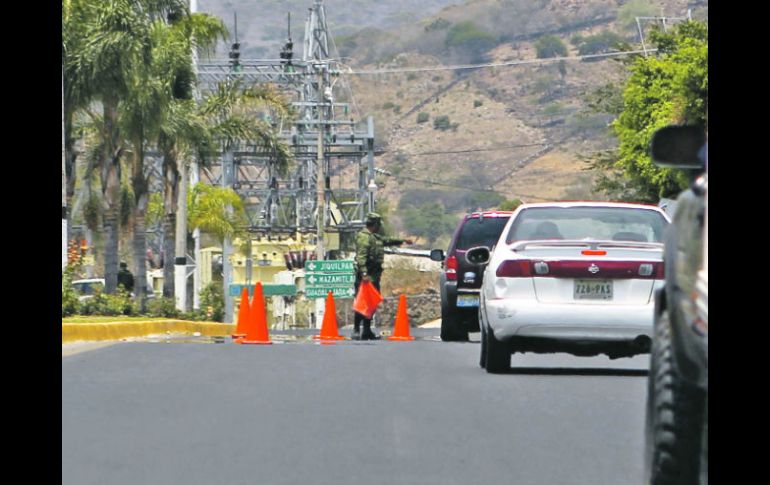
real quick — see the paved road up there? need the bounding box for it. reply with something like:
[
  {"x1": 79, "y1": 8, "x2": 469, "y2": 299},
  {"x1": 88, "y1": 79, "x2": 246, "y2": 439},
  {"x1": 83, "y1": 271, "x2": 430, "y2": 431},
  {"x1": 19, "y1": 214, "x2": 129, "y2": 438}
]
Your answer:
[{"x1": 62, "y1": 330, "x2": 650, "y2": 485}]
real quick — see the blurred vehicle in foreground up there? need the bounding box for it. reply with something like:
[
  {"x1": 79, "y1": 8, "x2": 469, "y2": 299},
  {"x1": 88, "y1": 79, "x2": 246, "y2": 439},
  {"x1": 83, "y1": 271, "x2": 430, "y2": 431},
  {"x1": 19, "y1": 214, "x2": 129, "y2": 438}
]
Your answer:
[{"x1": 644, "y1": 125, "x2": 708, "y2": 485}]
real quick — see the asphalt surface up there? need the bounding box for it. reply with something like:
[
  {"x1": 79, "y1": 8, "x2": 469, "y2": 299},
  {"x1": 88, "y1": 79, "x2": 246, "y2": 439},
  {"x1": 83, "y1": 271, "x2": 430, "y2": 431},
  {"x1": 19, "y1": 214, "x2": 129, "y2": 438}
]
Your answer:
[{"x1": 62, "y1": 329, "x2": 650, "y2": 485}]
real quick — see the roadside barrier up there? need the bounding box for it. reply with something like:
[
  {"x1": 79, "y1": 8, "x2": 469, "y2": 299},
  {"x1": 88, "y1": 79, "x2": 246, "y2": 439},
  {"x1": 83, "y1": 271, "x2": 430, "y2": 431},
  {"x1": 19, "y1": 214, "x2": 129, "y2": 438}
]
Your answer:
[
  {"x1": 388, "y1": 295, "x2": 415, "y2": 341},
  {"x1": 236, "y1": 282, "x2": 272, "y2": 345},
  {"x1": 232, "y1": 287, "x2": 249, "y2": 340},
  {"x1": 314, "y1": 292, "x2": 345, "y2": 341}
]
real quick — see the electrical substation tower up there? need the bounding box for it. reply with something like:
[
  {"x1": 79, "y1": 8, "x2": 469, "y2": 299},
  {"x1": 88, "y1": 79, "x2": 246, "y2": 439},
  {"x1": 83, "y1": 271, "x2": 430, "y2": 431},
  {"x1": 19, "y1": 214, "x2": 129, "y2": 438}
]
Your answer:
[
  {"x1": 195, "y1": 0, "x2": 376, "y2": 322},
  {"x1": 195, "y1": 0, "x2": 376, "y2": 245}
]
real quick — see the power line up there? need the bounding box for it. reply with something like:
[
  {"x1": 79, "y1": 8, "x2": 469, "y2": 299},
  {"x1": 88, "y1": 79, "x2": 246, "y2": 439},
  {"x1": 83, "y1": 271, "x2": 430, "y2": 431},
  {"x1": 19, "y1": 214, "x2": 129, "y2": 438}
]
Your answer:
[
  {"x1": 382, "y1": 142, "x2": 549, "y2": 157},
  {"x1": 344, "y1": 49, "x2": 656, "y2": 75}
]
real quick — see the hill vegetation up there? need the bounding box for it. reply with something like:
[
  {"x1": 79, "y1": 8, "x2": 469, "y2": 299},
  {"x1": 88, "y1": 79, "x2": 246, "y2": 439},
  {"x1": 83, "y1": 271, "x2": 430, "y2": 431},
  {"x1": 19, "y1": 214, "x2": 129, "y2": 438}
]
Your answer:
[{"x1": 196, "y1": 0, "x2": 708, "y2": 246}]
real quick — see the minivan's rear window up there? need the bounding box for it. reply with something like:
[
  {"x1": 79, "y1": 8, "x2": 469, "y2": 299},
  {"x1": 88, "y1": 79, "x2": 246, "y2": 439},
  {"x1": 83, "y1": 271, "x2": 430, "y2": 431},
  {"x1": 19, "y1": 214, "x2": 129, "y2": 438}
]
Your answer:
[
  {"x1": 456, "y1": 217, "x2": 510, "y2": 249},
  {"x1": 506, "y1": 207, "x2": 669, "y2": 244}
]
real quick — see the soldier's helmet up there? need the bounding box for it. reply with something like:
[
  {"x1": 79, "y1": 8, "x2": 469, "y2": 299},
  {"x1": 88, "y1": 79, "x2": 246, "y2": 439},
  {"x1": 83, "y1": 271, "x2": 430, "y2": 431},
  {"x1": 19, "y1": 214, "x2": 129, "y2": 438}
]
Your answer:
[{"x1": 365, "y1": 212, "x2": 382, "y2": 225}]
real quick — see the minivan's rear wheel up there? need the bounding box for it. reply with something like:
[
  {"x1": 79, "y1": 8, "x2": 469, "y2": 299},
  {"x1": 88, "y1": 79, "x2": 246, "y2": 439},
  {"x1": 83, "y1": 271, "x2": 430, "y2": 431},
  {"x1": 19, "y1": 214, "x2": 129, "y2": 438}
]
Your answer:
[
  {"x1": 645, "y1": 310, "x2": 705, "y2": 485},
  {"x1": 441, "y1": 300, "x2": 469, "y2": 341},
  {"x1": 485, "y1": 327, "x2": 509, "y2": 373}
]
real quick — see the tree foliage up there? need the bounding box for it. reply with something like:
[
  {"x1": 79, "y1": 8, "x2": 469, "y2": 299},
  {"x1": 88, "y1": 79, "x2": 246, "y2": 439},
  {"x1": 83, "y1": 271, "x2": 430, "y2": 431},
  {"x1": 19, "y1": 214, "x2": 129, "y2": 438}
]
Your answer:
[
  {"x1": 445, "y1": 21, "x2": 497, "y2": 62},
  {"x1": 573, "y1": 31, "x2": 627, "y2": 56},
  {"x1": 187, "y1": 183, "x2": 248, "y2": 242},
  {"x1": 588, "y1": 21, "x2": 707, "y2": 202},
  {"x1": 535, "y1": 35, "x2": 568, "y2": 59},
  {"x1": 402, "y1": 202, "x2": 457, "y2": 246},
  {"x1": 618, "y1": 0, "x2": 658, "y2": 30}
]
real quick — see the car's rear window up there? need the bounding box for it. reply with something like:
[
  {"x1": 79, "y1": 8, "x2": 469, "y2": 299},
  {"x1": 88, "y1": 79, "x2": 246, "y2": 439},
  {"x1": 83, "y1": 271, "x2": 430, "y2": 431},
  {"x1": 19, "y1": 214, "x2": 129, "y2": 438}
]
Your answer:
[
  {"x1": 506, "y1": 207, "x2": 668, "y2": 244},
  {"x1": 455, "y1": 217, "x2": 510, "y2": 250}
]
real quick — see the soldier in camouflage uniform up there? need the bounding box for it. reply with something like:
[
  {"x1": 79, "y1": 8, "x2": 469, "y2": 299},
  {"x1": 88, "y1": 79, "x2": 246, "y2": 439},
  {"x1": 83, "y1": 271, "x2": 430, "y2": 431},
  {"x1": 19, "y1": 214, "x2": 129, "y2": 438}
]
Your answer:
[{"x1": 353, "y1": 212, "x2": 412, "y2": 340}]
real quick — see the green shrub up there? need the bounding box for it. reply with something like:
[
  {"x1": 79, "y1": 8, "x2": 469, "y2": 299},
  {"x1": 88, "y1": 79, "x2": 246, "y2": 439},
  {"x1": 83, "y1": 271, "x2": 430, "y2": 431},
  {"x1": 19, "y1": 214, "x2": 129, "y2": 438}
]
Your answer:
[
  {"x1": 535, "y1": 35, "x2": 568, "y2": 58},
  {"x1": 393, "y1": 105, "x2": 401, "y2": 114},
  {"x1": 382, "y1": 101, "x2": 395, "y2": 110},
  {"x1": 575, "y1": 31, "x2": 625, "y2": 55},
  {"x1": 406, "y1": 73, "x2": 418, "y2": 81},
  {"x1": 199, "y1": 283, "x2": 225, "y2": 322},
  {"x1": 500, "y1": 198, "x2": 523, "y2": 211},
  {"x1": 433, "y1": 115, "x2": 451, "y2": 130},
  {"x1": 61, "y1": 271, "x2": 79, "y2": 317},
  {"x1": 79, "y1": 287, "x2": 136, "y2": 316},
  {"x1": 146, "y1": 297, "x2": 180, "y2": 319},
  {"x1": 416, "y1": 112, "x2": 430, "y2": 124},
  {"x1": 473, "y1": 99, "x2": 483, "y2": 108}
]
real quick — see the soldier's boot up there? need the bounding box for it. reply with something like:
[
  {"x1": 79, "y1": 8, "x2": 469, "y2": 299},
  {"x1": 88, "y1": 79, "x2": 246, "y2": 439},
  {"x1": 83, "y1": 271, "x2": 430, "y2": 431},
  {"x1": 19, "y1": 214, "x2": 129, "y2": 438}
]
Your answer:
[{"x1": 361, "y1": 320, "x2": 380, "y2": 340}]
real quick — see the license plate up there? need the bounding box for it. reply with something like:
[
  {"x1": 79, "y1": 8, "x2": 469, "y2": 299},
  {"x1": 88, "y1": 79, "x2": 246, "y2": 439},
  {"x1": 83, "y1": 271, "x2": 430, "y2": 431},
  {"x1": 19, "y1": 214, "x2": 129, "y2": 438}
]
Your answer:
[
  {"x1": 457, "y1": 294, "x2": 480, "y2": 307},
  {"x1": 574, "y1": 280, "x2": 613, "y2": 300}
]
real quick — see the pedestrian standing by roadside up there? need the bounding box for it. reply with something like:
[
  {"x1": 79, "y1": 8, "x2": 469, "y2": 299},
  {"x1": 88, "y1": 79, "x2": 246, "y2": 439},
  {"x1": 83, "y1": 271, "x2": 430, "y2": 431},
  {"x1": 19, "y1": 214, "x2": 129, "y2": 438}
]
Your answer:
[
  {"x1": 117, "y1": 262, "x2": 135, "y2": 294},
  {"x1": 352, "y1": 212, "x2": 413, "y2": 340}
]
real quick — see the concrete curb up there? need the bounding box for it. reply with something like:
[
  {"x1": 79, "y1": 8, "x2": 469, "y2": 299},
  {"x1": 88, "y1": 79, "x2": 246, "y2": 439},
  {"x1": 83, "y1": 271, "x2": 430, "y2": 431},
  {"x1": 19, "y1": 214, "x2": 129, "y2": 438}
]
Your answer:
[{"x1": 62, "y1": 320, "x2": 235, "y2": 343}]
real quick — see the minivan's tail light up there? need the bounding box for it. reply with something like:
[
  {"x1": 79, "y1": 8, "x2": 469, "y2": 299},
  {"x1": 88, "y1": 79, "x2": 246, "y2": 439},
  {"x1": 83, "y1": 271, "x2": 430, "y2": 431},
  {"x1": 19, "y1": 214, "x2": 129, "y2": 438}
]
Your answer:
[
  {"x1": 446, "y1": 255, "x2": 458, "y2": 281},
  {"x1": 496, "y1": 260, "x2": 532, "y2": 277}
]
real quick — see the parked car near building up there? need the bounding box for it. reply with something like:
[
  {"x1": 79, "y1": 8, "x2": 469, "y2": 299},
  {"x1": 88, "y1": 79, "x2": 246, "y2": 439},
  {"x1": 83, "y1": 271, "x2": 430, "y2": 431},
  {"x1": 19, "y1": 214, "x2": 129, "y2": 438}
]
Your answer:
[
  {"x1": 71, "y1": 278, "x2": 105, "y2": 302},
  {"x1": 644, "y1": 125, "x2": 708, "y2": 485},
  {"x1": 431, "y1": 211, "x2": 514, "y2": 341},
  {"x1": 469, "y1": 202, "x2": 670, "y2": 373}
]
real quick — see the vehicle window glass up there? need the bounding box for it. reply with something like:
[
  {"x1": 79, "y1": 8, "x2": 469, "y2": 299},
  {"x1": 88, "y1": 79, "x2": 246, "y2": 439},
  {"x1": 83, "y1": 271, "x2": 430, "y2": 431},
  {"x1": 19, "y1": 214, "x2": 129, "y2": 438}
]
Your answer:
[
  {"x1": 506, "y1": 207, "x2": 668, "y2": 244},
  {"x1": 456, "y1": 217, "x2": 510, "y2": 250}
]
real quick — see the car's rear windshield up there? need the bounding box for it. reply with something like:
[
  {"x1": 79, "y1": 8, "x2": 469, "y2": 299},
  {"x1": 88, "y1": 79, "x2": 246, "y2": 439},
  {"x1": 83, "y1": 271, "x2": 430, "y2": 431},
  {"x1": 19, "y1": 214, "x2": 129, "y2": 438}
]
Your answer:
[
  {"x1": 506, "y1": 207, "x2": 668, "y2": 244},
  {"x1": 455, "y1": 216, "x2": 510, "y2": 250}
]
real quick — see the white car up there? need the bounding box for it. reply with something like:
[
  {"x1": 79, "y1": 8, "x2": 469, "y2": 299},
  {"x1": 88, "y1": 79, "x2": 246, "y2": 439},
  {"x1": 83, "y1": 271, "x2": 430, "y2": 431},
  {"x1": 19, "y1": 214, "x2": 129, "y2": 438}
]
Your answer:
[
  {"x1": 470, "y1": 202, "x2": 671, "y2": 373},
  {"x1": 72, "y1": 278, "x2": 105, "y2": 302}
]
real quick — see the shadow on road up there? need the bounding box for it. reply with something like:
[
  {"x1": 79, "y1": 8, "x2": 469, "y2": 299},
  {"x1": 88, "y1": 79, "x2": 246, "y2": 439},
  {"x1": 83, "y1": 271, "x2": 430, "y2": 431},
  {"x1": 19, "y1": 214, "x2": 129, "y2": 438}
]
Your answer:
[{"x1": 501, "y1": 367, "x2": 649, "y2": 376}]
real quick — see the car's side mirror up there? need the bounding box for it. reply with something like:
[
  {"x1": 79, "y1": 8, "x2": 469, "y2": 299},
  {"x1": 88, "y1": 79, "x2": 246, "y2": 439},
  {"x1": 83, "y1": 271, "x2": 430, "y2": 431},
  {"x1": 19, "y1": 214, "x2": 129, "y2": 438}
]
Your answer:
[
  {"x1": 430, "y1": 249, "x2": 445, "y2": 262},
  {"x1": 465, "y1": 246, "x2": 490, "y2": 265},
  {"x1": 650, "y1": 125, "x2": 706, "y2": 169}
]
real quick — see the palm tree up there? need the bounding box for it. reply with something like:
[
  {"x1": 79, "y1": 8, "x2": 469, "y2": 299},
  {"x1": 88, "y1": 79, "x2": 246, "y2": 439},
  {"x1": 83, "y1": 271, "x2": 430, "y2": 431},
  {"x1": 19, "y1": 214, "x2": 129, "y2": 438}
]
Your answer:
[
  {"x1": 146, "y1": 12, "x2": 227, "y2": 300},
  {"x1": 64, "y1": 0, "x2": 189, "y2": 293},
  {"x1": 120, "y1": 10, "x2": 224, "y2": 306}
]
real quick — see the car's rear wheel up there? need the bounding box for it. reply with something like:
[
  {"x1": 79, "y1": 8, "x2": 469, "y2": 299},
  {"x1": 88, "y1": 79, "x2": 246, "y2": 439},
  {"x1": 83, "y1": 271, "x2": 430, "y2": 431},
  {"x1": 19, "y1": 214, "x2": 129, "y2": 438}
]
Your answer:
[
  {"x1": 479, "y1": 308, "x2": 487, "y2": 368},
  {"x1": 485, "y1": 327, "x2": 509, "y2": 373},
  {"x1": 645, "y1": 310, "x2": 706, "y2": 485},
  {"x1": 441, "y1": 300, "x2": 469, "y2": 341}
]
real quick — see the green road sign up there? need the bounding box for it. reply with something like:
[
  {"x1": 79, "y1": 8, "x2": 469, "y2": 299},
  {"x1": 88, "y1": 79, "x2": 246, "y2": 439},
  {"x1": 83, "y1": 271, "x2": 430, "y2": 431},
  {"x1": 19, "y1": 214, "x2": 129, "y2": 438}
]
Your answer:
[
  {"x1": 305, "y1": 286, "x2": 356, "y2": 299},
  {"x1": 304, "y1": 260, "x2": 355, "y2": 273},
  {"x1": 305, "y1": 273, "x2": 356, "y2": 286},
  {"x1": 229, "y1": 284, "x2": 296, "y2": 297}
]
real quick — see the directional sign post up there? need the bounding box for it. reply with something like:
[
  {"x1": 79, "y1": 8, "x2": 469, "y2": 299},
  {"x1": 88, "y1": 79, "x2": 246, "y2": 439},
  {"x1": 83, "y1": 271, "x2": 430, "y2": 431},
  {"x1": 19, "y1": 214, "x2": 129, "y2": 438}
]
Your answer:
[
  {"x1": 304, "y1": 260, "x2": 355, "y2": 273},
  {"x1": 304, "y1": 259, "x2": 356, "y2": 300}
]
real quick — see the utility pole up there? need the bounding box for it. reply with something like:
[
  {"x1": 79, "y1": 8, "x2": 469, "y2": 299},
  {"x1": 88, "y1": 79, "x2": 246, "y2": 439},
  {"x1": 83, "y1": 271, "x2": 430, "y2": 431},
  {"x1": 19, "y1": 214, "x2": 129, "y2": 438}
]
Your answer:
[
  {"x1": 62, "y1": 63, "x2": 67, "y2": 271},
  {"x1": 222, "y1": 149, "x2": 235, "y2": 323},
  {"x1": 174, "y1": 160, "x2": 188, "y2": 311},
  {"x1": 316, "y1": 66, "x2": 325, "y2": 261},
  {"x1": 191, "y1": 0, "x2": 202, "y2": 310}
]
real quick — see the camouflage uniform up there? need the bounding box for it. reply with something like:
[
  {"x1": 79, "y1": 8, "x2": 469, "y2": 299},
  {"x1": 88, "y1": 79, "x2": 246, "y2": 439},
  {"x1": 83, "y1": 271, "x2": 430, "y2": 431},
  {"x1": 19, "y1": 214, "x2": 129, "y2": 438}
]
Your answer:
[
  {"x1": 354, "y1": 230, "x2": 406, "y2": 284},
  {"x1": 352, "y1": 213, "x2": 407, "y2": 339}
]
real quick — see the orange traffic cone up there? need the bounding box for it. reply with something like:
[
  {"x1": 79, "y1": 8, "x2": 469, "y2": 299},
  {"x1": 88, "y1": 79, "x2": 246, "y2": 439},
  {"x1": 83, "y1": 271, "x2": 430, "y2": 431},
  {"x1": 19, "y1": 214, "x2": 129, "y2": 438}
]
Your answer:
[
  {"x1": 232, "y1": 287, "x2": 249, "y2": 339},
  {"x1": 313, "y1": 292, "x2": 345, "y2": 341},
  {"x1": 238, "y1": 282, "x2": 272, "y2": 345},
  {"x1": 388, "y1": 294, "x2": 415, "y2": 341}
]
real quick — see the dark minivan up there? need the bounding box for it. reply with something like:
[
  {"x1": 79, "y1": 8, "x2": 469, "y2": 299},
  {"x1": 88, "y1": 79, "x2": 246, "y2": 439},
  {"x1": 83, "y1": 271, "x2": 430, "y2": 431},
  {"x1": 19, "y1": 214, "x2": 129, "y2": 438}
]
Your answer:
[{"x1": 431, "y1": 211, "x2": 513, "y2": 341}]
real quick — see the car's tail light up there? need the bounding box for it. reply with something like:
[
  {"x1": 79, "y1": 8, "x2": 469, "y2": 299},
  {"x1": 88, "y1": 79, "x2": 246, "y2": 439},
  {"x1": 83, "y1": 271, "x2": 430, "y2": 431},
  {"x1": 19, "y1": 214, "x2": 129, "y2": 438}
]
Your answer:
[
  {"x1": 496, "y1": 260, "x2": 533, "y2": 277},
  {"x1": 582, "y1": 250, "x2": 607, "y2": 256},
  {"x1": 495, "y1": 260, "x2": 664, "y2": 279},
  {"x1": 446, "y1": 255, "x2": 457, "y2": 281}
]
